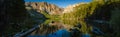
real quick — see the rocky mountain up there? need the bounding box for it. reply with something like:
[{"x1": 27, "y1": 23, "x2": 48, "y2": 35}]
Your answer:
[
  {"x1": 63, "y1": 3, "x2": 88, "y2": 13},
  {"x1": 25, "y1": 2, "x2": 88, "y2": 15},
  {"x1": 25, "y1": 2, "x2": 63, "y2": 15}
]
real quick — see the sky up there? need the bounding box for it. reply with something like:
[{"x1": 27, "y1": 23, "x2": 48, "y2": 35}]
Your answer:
[{"x1": 24, "y1": 0, "x2": 91, "y2": 8}]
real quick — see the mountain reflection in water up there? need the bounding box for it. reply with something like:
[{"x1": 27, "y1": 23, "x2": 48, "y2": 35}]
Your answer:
[{"x1": 27, "y1": 19, "x2": 92, "y2": 37}]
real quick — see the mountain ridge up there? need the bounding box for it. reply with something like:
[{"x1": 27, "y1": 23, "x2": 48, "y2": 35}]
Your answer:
[{"x1": 25, "y1": 2, "x2": 63, "y2": 15}]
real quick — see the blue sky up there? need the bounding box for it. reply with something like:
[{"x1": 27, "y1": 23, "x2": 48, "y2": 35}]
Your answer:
[{"x1": 24, "y1": 0, "x2": 91, "y2": 8}]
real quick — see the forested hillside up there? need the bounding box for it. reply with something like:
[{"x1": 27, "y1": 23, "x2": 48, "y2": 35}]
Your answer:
[{"x1": 61, "y1": 0, "x2": 120, "y2": 37}]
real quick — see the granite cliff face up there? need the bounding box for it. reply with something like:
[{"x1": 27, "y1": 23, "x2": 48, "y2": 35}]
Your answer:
[
  {"x1": 25, "y1": 2, "x2": 88, "y2": 15},
  {"x1": 25, "y1": 2, "x2": 63, "y2": 15}
]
